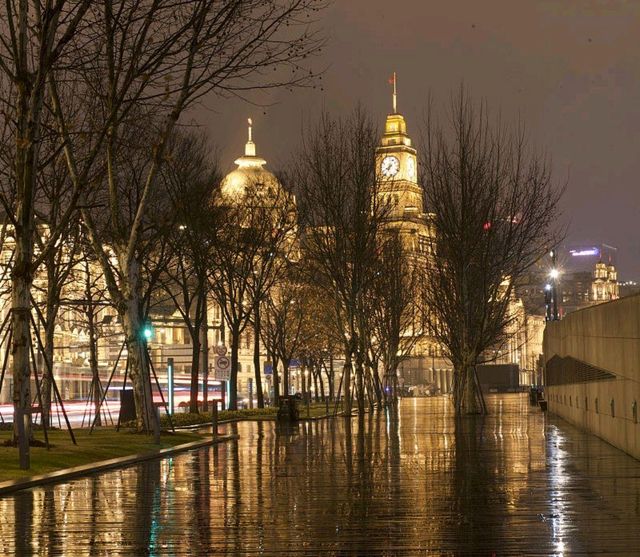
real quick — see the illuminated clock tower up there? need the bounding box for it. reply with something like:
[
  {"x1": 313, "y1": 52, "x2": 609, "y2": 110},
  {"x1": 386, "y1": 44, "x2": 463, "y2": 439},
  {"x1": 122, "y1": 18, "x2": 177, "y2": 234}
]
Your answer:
[
  {"x1": 376, "y1": 74, "x2": 443, "y2": 394},
  {"x1": 375, "y1": 73, "x2": 430, "y2": 251}
]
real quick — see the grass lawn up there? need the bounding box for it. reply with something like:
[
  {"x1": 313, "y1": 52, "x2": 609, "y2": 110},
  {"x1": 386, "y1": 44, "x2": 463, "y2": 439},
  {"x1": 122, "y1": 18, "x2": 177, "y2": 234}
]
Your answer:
[{"x1": 0, "y1": 428, "x2": 205, "y2": 483}]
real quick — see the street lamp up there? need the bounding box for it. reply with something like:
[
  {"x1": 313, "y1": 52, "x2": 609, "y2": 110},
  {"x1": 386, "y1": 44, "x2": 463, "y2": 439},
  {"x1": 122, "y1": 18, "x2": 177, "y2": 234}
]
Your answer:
[
  {"x1": 549, "y1": 250, "x2": 559, "y2": 321},
  {"x1": 544, "y1": 283, "x2": 553, "y2": 321}
]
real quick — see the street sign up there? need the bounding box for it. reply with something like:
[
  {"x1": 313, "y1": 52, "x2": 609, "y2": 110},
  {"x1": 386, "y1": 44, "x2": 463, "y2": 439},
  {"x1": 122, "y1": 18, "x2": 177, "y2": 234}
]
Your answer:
[
  {"x1": 264, "y1": 361, "x2": 273, "y2": 375},
  {"x1": 214, "y1": 344, "x2": 227, "y2": 357},
  {"x1": 215, "y1": 356, "x2": 231, "y2": 380}
]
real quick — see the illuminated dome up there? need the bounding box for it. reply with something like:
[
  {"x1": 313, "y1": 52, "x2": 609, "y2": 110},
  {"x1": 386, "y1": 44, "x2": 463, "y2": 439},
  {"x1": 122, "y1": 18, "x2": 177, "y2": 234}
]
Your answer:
[{"x1": 219, "y1": 118, "x2": 282, "y2": 201}]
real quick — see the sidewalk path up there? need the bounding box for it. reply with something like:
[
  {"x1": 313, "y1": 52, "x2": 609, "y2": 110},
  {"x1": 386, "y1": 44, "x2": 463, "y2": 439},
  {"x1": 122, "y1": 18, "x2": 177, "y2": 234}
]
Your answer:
[{"x1": 1, "y1": 394, "x2": 639, "y2": 555}]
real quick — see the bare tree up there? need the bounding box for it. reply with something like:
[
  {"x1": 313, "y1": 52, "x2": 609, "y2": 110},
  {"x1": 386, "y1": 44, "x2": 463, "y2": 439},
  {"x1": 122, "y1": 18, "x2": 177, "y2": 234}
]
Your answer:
[
  {"x1": 295, "y1": 109, "x2": 388, "y2": 415},
  {"x1": 365, "y1": 230, "x2": 424, "y2": 406},
  {"x1": 51, "y1": 1, "x2": 324, "y2": 430},
  {"x1": 209, "y1": 182, "x2": 297, "y2": 410},
  {"x1": 420, "y1": 89, "x2": 563, "y2": 414},
  {"x1": 62, "y1": 231, "x2": 113, "y2": 427},
  {"x1": 160, "y1": 130, "x2": 220, "y2": 413},
  {"x1": 0, "y1": 1, "x2": 93, "y2": 467},
  {"x1": 261, "y1": 269, "x2": 306, "y2": 403},
  {"x1": 33, "y1": 150, "x2": 84, "y2": 426}
]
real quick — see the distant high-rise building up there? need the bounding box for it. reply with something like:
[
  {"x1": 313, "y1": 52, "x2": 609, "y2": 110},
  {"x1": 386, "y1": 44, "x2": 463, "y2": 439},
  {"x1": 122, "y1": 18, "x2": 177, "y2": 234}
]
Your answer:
[
  {"x1": 564, "y1": 243, "x2": 617, "y2": 273},
  {"x1": 515, "y1": 243, "x2": 621, "y2": 317}
]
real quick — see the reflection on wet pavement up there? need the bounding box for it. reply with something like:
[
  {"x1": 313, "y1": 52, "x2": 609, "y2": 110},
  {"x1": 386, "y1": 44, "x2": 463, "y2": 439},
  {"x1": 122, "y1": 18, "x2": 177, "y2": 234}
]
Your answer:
[{"x1": 1, "y1": 394, "x2": 639, "y2": 555}]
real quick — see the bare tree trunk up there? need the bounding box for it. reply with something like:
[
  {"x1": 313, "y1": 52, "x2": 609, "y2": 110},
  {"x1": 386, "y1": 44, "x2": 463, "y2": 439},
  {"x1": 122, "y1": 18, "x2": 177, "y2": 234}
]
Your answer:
[
  {"x1": 463, "y1": 364, "x2": 480, "y2": 414},
  {"x1": 364, "y1": 369, "x2": 375, "y2": 410},
  {"x1": 371, "y1": 363, "x2": 383, "y2": 406},
  {"x1": 283, "y1": 361, "x2": 290, "y2": 398},
  {"x1": 343, "y1": 352, "x2": 352, "y2": 415},
  {"x1": 313, "y1": 368, "x2": 320, "y2": 402},
  {"x1": 11, "y1": 0, "x2": 47, "y2": 470},
  {"x1": 272, "y1": 353, "x2": 280, "y2": 406},
  {"x1": 253, "y1": 304, "x2": 264, "y2": 408},
  {"x1": 200, "y1": 301, "x2": 209, "y2": 413},
  {"x1": 121, "y1": 294, "x2": 155, "y2": 432},
  {"x1": 229, "y1": 327, "x2": 240, "y2": 411},
  {"x1": 383, "y1": 361, "x2": 396, "y2": 407},
  {"x1": 87, "y1": 308, "x2": 101, "y2": 427},
  {"x1": 12, "y1": 268, "x2": 33, "y2": 468},
  {"x1": 40, "y1": 317, "x2": 56, "y2": 427},
  {"x1": 328, "y1": 354, "x2": 334, "y2": 402},
  {"x1": 189, "y1": 332, "x2": 201, "y2": 414},
  {"x1": 452, "y1": 362, "x2": 467, "y2": 415},
  {"x1": 317, "y1": 368, "x2": 324, "y2": 402},
  {"x1": 355, "y1": 354, "x2": 365, "y2": 415}
]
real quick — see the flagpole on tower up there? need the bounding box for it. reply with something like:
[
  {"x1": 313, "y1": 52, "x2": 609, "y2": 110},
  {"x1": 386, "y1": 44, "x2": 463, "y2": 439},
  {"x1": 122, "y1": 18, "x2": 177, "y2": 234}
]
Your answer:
[{"x1": 392, "y1": 72, "x2": 397, "y2": 113}]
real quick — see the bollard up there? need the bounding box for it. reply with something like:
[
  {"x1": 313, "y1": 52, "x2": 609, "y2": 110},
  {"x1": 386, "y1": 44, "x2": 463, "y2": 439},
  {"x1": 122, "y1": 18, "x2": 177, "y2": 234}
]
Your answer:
[{"x1": 212, "y1": 403, "x2": 218, "y2": 442}]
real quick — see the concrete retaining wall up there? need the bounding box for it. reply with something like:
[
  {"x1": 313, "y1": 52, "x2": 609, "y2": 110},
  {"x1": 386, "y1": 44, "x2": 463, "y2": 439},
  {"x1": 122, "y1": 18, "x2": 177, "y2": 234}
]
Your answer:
[{"x1": 543, "y1": 294, "x2": 640, "y2": 460}]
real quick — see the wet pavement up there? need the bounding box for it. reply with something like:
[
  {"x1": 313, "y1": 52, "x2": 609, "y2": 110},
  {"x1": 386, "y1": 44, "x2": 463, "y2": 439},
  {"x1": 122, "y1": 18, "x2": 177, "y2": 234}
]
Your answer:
[{"x1": 1, "y1": 394, "x2": 640, "y2": 556}]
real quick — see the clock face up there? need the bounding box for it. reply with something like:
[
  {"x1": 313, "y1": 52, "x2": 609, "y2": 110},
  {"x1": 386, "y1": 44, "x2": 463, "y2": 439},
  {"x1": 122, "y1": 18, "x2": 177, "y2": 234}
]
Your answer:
[
  {"x1": 407, "y1": 157, "x2": 416, "y2": 180},
  {"x1": 381, "y1": 156, "x2": 400, "y2": 177}
]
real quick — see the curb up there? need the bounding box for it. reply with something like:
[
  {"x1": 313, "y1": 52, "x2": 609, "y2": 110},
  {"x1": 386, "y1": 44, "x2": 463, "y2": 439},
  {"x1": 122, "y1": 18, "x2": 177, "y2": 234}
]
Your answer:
[
  {"x1": 176, "y1": 413, "x2": 340, "y2": 428},
  {"x1": 299, "y1": 411, "x2": 344, "y2": 421},
  {"x1": 0, "y1": 433, "x2": 238, "y2": 497},
  {"x1": 175, "y1": 416, "x2": 276, "y2": 430}
]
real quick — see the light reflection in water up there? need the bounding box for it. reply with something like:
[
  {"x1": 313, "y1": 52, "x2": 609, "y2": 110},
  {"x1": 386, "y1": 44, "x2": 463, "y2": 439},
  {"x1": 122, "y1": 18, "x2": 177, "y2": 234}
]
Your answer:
[
  {"x1": 0, "y1": 395, "x2": 638, "y2": 555},
  {"x1": 548, "y1": 425, "x2": 569, "y2": 557}
]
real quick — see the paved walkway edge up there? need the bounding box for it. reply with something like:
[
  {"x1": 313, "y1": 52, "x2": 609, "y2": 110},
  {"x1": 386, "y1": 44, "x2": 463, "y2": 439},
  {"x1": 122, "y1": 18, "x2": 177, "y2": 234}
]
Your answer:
[
  {"x1": 175, "y1": 412, "x2": 344, "y2": 430},
  {"x1": 0, "y1": 433, "x2": 239, "y2": 497}
]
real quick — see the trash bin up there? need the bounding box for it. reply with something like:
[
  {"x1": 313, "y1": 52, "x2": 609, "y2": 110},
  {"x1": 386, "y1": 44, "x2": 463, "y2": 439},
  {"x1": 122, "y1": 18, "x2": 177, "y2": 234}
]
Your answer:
[
  {"x1": 119, "y1": 389, "x2": 136, "y2": 423},
  {"x1": 277, "y1": 396, "x2": 299, "y2": 422}
]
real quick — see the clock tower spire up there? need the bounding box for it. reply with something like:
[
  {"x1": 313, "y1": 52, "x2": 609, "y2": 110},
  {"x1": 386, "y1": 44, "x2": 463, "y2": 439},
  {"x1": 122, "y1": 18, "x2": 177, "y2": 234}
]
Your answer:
[
  {"x1": 376, "y1": 73, "x2": 424, "y2": 218},
  {"x1": 390, "y1": 71, "x2": 397, "y2": 114}
]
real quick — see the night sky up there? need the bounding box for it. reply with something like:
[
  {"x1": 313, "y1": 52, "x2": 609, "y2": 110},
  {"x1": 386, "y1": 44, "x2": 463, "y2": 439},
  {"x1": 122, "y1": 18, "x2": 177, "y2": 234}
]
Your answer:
[{"x1": 195, "y1": 1, "x2": 640, "y2": 278}]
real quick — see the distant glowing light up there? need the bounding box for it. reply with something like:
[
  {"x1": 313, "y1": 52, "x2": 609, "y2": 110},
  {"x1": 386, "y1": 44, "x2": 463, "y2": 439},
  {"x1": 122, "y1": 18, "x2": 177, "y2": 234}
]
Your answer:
[
  {"x1": 569, "y1": 248, "x2": 599, "y2": 257},
  {"x1": 544, "y1": 284, "x2": 552, "y2": 291},
  {"x1": 550, "y1": 269, "x2": 559, "y2": 279}
]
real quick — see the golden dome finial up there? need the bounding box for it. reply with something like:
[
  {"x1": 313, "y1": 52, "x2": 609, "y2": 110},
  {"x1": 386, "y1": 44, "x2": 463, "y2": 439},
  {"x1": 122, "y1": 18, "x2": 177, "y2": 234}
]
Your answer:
[{"x1": 245, "y1": 117, "x2": 256, "y2": 157}]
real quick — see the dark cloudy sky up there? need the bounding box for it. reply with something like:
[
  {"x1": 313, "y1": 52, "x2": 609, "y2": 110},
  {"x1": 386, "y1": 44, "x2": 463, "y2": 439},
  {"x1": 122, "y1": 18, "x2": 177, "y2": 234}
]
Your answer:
[{"x1": 195, "y1": 0, "x2": 640, "y2": 278}]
